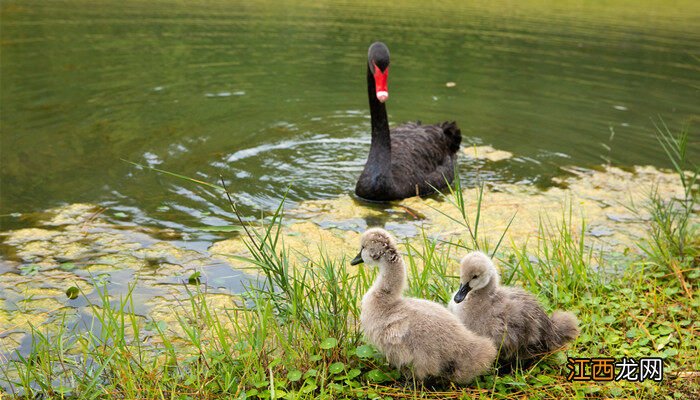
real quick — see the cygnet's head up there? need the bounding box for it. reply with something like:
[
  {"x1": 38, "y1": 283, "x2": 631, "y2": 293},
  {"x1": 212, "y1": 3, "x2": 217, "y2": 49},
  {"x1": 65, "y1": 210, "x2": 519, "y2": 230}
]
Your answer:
[
  {"x1": 350, "y1": 228, "x2": 399, "y2": 266},
  {"x1": 453, "y1": 251, "x2": 499, "y2": 303}
]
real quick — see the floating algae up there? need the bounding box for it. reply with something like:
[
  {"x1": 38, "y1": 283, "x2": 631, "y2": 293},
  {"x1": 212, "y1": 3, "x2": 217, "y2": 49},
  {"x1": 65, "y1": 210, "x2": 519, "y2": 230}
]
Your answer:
[
  {"x1": 213, "y1": 165, "x2": 691, "y2": 274},
  {"x1": 0, "y1": 204, "x2": 249, "y2": 359},
  {"x1": 463, "y1": 145, "x2": 514, "y2": 162},
  {"x1": 210, "y1": 221, "x2": 361, "y2": 268}
]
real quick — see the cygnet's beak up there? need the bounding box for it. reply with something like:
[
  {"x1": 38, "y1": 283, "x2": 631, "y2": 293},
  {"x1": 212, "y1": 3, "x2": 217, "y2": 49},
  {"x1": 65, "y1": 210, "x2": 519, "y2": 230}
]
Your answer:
[
  {"x1": 350, "y1": 251, "x2": 364, "y2": 266},
  {"x1": 453, "y1": 283, "x2": 472, "y2": 303}
]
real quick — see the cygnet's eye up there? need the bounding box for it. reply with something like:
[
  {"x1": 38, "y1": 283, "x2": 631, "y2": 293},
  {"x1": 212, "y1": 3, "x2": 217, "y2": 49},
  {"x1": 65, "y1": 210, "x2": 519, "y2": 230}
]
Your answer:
[{"x1": 472, "y1": 275, "x2": 478, "y2": 279}]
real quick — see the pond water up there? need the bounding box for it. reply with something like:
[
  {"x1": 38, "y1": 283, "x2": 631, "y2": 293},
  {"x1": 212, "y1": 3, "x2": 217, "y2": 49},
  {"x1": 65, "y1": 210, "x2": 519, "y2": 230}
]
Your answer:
[{"x1": 1, "y1": 0, "x2": 698, "y2": 233}]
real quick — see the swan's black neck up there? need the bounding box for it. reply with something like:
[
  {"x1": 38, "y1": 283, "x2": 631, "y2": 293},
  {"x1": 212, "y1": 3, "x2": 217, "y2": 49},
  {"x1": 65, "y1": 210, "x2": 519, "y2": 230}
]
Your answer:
[{"x1": 366, "y1": 66, "x2": 391, "y2": 177}]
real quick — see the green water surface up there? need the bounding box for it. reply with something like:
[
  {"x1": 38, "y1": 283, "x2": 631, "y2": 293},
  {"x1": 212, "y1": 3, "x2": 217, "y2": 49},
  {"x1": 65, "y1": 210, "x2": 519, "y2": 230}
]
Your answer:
[{"x1": 1, "y1": 0, "x2": 699, "y2": 231}]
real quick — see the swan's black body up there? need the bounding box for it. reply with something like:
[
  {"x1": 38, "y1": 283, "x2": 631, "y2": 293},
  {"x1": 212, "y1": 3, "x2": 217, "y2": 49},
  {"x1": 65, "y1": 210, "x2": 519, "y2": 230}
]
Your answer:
[{"x1": 355, "y1": 42, "x2": 462, "y2": 202}]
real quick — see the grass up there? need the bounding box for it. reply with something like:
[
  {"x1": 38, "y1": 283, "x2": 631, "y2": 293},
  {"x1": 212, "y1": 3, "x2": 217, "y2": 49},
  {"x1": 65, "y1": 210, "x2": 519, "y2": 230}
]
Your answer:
[{"x1": 1, "y1": 126, "x2": 698, "y2": 399}]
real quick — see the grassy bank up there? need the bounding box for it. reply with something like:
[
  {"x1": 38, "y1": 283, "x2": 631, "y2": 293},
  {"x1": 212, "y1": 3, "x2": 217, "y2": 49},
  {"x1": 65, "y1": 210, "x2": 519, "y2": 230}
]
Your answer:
[{"x1": 1, "y1": 133, "x2": 698, "y2": 399}]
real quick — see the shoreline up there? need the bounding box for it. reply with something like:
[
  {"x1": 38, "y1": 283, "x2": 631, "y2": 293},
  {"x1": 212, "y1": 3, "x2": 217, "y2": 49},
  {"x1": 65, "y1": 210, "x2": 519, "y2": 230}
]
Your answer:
[{"x1": 0, "y1": 162, "x2": 697, "y2": 398}]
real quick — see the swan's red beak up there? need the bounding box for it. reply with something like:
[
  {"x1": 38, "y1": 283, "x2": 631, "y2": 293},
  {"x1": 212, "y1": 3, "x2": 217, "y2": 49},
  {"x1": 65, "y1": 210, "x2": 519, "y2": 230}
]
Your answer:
[{"x1": 373, "y1": 63, "x2": 389, "y2": 103}]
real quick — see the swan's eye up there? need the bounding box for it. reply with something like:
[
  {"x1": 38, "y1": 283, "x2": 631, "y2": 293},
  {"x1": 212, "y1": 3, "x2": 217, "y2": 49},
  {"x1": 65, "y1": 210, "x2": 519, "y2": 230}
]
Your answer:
[{"x1": 473, "y1": 275, "x2": 478, "y2": 279}]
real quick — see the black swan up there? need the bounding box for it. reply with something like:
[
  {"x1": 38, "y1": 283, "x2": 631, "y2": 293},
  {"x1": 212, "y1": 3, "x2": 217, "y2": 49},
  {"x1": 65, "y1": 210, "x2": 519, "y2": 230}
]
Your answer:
[{"x1": 355, "y1": 42, "x2": 462, "y2": 201}]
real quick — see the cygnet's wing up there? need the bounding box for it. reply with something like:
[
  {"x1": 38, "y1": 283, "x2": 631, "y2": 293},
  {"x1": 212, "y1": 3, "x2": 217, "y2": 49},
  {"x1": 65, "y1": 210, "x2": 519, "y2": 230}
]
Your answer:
[
  {"x1": 384, "y1": 319, "x2": 408, "y2": 345},
  {"x1": 382, "y1": 315, "x2": 410, "y2": 345}
]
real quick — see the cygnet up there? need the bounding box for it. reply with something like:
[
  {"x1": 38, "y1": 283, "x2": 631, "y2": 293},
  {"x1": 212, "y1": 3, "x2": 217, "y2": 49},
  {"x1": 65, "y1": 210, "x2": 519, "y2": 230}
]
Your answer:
[
  {"x1": 352, "y1": 228, "x2": 497, "y2": 384},
  {"x1": 448, "y1": 251, "x2": 579, "y2": 366}
]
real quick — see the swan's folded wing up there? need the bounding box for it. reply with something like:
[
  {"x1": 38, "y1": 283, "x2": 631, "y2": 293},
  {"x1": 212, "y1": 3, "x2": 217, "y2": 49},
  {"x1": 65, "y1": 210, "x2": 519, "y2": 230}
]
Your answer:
[{"x1": 390, "y1": 123, "x2": 458, "y2": 171}]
